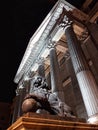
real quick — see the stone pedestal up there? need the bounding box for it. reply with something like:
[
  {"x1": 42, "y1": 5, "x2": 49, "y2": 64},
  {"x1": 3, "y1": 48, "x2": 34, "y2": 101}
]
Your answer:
[{"x1": 7, "y1": 112, "x2": 98, "y2": 130}]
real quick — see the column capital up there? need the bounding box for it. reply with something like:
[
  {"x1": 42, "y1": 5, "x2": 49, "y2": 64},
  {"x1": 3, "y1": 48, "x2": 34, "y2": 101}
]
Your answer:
[
  {"x1": 48, "y1": 38, "x2": 56, "y2": 49},
  {"x1": 16, "y1": 84, "x2": 24, "y2": 96},
  {"x1": 59, "y1": 15, "x2": 73, "y2": 30},
  {"x1": 15, "y1": 88, "x2": 19, "y2": 96},
  {"x1": 36, "y1": 57, "x2": 45, "y2": 65}
]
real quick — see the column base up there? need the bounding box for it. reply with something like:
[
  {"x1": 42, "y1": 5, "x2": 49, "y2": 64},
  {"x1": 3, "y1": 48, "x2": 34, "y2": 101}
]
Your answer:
[{"x1": 88, "y1": 114, "x2": 98, "y2": 124}]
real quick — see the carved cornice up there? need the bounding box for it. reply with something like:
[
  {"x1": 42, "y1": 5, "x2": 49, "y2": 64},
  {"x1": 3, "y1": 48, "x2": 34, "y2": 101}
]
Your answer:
[{"x1": 14, "y1": 0, "x2": 64, "y2": 83}]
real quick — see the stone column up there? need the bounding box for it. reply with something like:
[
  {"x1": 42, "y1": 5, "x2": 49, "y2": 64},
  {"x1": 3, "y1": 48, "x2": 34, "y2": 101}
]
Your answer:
[
  {"x1": 37, "y1": 57, "x2": 46, "y2": 114},
  {"x1": 23, "y1": 78, "x2": 31, "y2": 94},
  {"x1": 11, "y1": 88, "x2": 20, "y2": 123},
  {"x1": 17, "y1": 85, "x2": 26, "y2": 118},
  {"x1": 48, "y1": 41, "x2": 65, "y2": 102},
  {"x1": 61, "y1": 16, "x2": 98, "y2": 122},
  {"x1": 37, "y1": 57, "x2": 45, "y2": 78},
  {"x1": 12, "y1": 84, "x2": 26, "y2": 123}
]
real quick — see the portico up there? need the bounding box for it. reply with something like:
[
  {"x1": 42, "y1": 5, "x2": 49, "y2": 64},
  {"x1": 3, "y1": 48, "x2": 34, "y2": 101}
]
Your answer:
[{"x1": 13, "y1": 0, "x2": 98, "y2": 124}]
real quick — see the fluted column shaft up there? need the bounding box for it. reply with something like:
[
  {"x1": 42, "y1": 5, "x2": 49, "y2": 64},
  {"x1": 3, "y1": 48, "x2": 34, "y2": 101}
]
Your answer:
[
  {"x1": 49, "y1": 44, "x2": 65, "y2": 102},
  {"x1": 64, "y1": 20, "x2": 98, "y2": 118}
]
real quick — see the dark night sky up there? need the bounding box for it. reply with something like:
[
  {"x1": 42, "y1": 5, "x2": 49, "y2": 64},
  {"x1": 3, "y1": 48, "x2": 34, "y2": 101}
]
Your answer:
[{"x1": 0, "y1": 0, "x2": 86, "y2": 103}]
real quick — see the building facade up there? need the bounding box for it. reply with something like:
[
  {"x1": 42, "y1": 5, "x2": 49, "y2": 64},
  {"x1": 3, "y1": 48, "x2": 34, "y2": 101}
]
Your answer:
[{"x1": 12, "y1": 0, "x2": 98, "y2": 125}]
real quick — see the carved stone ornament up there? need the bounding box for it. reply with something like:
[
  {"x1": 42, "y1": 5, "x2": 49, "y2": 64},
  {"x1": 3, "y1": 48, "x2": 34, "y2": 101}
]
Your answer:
[
  {"x1": 59, "y1": 15, "x2": 73, "y2": 30},
  {"x1": 47, "y1": 38, "x2": 56, "y2": 49}
]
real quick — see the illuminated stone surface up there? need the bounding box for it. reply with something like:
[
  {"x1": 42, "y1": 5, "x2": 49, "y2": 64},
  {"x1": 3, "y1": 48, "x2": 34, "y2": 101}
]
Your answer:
[{"x1": 7, "y1": 112, "x2": 98, "y2": 130}]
